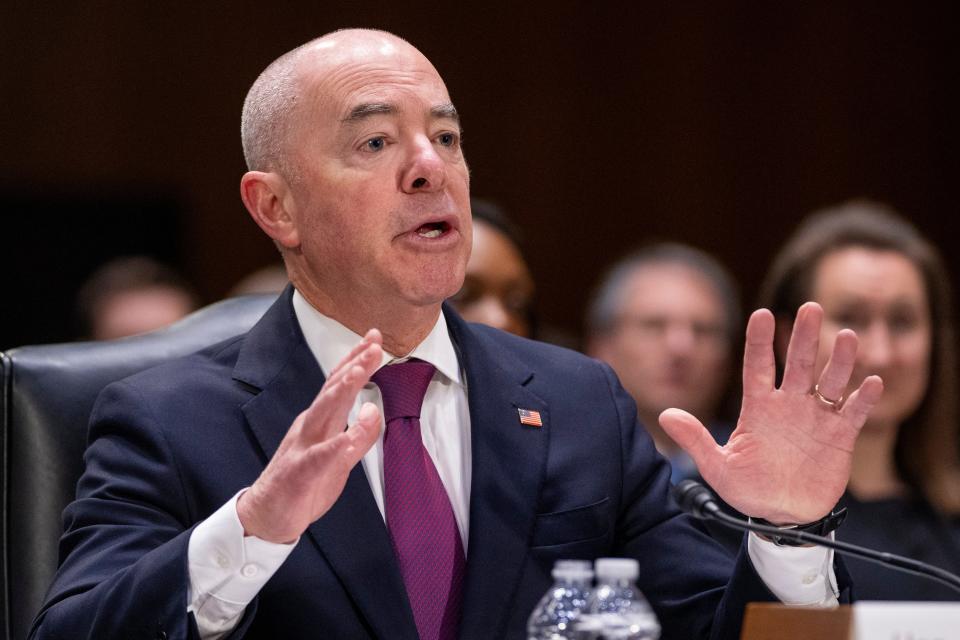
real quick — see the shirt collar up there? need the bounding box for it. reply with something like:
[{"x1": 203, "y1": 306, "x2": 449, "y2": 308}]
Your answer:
[{"x1": 292, "y1": 289, "x2": 462, "y2": 386}]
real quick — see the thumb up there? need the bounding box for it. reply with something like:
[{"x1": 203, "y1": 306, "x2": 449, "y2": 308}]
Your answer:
[{"x1": 659, "y1": 408, "x2": 722, "y2": 478}]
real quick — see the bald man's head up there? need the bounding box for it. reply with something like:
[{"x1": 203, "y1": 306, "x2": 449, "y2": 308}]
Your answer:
[
  {"x1": 237, "y1": 28, "x2": 471, "y2": 341},
  {"x1": 240, "y1": 29, "x2": 427, "y2": 181}
]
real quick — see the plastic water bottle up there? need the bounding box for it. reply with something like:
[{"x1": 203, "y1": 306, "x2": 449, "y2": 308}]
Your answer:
[
  {"x1": 527, "y1": 559, "x2": 594, "y2": 639},
  {"x1": 576, "y1": 558, "x2": 660, "y2": 639}
]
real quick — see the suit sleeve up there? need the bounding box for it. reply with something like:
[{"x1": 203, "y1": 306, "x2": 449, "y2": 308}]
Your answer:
[
  {"x1": 598, "y1": 362, "x2": 852, "y2": 640},
  {"x1": 29, "y1": 381, "x2": 258, "y2": 640}
]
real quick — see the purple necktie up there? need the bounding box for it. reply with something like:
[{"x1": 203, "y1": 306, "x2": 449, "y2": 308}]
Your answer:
[{"x1": 372, "y1": 360, "x2": 465, "y2": 640}]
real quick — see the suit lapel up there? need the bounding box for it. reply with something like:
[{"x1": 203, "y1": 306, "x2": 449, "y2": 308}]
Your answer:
[
  {"x1": 446, "y1": 309, "x2": 549, "y2": 638},
  {"x1": 234, "y1": 289, "x2": 418, "y2": 640}
]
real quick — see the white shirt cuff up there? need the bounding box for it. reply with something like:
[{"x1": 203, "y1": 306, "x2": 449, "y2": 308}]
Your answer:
[
  {"x1": 747, "y1": 531, "x2": 839, "y2": 606},
  {"x1": 187, "y1": 490, "x2": 299, "y2": 639}
]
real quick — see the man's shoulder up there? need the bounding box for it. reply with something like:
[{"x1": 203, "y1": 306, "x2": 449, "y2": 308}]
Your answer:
[
  {"x1": 106, "y1": 332, "x2": 248, "y2": 405},
  {"x1": 465, "y1": 323, "x2": 610, "y2": 380}
]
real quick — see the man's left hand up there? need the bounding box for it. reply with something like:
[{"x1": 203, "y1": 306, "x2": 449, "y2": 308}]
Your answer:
[{"x1": 660, "y1": 302, "x2": 884, "y2": 525}]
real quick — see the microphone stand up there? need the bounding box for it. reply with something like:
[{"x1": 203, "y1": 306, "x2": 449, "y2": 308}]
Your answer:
[{"x1": 673, "y1": 480, "x2": 960, "y2": 596}]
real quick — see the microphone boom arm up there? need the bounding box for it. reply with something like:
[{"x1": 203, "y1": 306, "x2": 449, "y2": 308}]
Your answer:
[{"x1": 673, "y1": 479, "x2": 960, "y2": 596}]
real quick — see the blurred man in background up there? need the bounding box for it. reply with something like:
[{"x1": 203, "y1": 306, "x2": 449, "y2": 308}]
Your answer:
[
  {"x1": 229, "y1": 263, "x2": 289, "y2": 297},
  {"x1": 75, "y1": 255, "x2": 199, "y2": 340},
  {"x1": 586, "y1": 243, "x2": 740, "y2": 481}
]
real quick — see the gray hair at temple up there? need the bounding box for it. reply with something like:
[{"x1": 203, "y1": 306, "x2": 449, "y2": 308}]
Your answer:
[
  {"x1": 586, "y1": 242, "x2": 741, "y2": 338},
  {"x1": 241, "y1": 46, "x2": 305, "y2": 179}
]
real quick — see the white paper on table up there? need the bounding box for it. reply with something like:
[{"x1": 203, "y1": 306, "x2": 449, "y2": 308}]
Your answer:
[{"x1": 853, "y1": 601, "x2": 960, "y2": 640}]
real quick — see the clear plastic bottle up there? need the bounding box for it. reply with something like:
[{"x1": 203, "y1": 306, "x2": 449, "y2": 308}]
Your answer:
[
  {"x1": 527, "y1": 559, "x2": 594, "y2": 640},
  {"x1": 576, "y1": 558, "x2": 660, "y2": 640}
]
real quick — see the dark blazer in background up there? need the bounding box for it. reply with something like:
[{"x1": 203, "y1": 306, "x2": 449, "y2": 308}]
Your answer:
[{"x1": 30, "y1": 289, "x2": 829, "y2": 639}]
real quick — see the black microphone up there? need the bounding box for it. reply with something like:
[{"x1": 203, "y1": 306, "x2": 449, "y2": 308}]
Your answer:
[{"x1": 673, "y1": 479, "x2": 960, "y2": 596}]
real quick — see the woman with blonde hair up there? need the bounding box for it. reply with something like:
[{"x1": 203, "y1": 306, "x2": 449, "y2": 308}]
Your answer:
[{"x1": 759, "y1": 200, "x2": 960, "y2": 600}]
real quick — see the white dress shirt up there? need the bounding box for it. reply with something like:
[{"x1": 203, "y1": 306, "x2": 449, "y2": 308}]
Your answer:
[{"x1": 187, "y1": 290, "x2": 836, "y2": 639}]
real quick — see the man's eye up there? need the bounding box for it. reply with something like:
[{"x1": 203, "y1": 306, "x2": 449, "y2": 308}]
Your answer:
[
  {"x1": 831, "y1": 312, "x2": 867, "y2": 330},
  {"x1": 438, "y1": 133, "x2": 456, "y2": 147},
  {"x1": 365, "y1": 137, "x2": 385, "y2": 152}
]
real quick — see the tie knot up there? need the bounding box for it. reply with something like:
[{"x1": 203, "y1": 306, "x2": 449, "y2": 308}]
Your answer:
[{"x1": 371, "y1": 359, "x2": 436, "y2": 421}]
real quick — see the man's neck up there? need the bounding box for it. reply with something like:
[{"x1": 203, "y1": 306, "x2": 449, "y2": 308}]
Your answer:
[{"x1": 293, "y1": 280, "x2": 441, "y2": 356}]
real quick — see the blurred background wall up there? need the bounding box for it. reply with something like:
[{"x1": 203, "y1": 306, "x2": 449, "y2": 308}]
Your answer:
[{"x1": 3, "y1": 1, "x2": 957, "y2": 347}]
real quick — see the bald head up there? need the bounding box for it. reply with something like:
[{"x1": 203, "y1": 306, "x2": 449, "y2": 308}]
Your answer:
[
  {"x1": 237, "y1": 28, "x2": 470, "y2": 353},
  {"x1": 240, "y1": 29, "x2": 437, "y2": 180}
]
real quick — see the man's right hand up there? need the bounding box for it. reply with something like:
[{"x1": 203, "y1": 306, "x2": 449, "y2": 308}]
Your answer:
[{"x1": 237, "y1": 329, "x2": 384, "y2": 543}]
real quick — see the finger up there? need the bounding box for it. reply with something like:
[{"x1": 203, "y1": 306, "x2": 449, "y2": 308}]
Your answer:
[
  {"x1": 839, "y1": 375, "x2": 884, "y2": 432},
  {"x1": 780, "y1": 302, "x2": 823, "y2": 393},
  {"x1": 304, "y1": 349, "x2": 381, "y2": 440},
  {"x1": 326, "y1": 341, "x2": 381, "y2": 391},
  {"x1": 326, "y1": 329, "x2": 383, "y2": 386},
  {"x1": 742, "y1": 309, "x2": 776, "y2": 398},
  {"x1": 353, "y1": 401, "x2": 382, "y2": 440},
  {"x1": 815, "y1": 329, "x2": 858, "y2": 404},
  {"x1": 340, "y1": 328, "x2": 382, "y2": 366},
  {"x1": 302, "y1": 373, "x2": 360, "y2": 441},
  {"x1": 339, "y1": 402, "x2": 382, "y2": 465},
  {"x1": 659, "y1": 408, "x2": 724, "y2": 481}
]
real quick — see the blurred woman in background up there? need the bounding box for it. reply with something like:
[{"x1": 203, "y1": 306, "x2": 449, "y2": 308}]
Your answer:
[
  {"x1": 448, "y1": 198, "x2": 536, "y2": 338},
  {"x1": 759, "y1": 200, "x2": 960, "y2": 600}
]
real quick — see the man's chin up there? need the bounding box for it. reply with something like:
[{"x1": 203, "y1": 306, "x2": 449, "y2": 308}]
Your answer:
[
  {"x1": 394, "y1": 268, "x2": 465, "y2": 306},
  {"x1": 398, "y1": 283, "x2": 463, "y2": 310}
]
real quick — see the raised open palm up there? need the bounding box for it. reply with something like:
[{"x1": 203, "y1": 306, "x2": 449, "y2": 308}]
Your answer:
[
  {"x1": 238, "y1": 329, "x2": 384, "y2": 543},
  {"x1": 661, "y1": 302, "x2": 883, "y2": 524}
]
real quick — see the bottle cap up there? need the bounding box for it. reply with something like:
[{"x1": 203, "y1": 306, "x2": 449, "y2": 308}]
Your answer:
[
  {"x1": 594, "y1": 557, "x2": 639, "y2": 580},
  {"x1": 552, "y1": 559, "x2": 594, "y2": 580}
]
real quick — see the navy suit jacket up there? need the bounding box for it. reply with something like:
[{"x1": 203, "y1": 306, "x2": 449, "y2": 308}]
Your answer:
[{"x1": 31, "y1": 290, "x2": 839, "y2": 639}]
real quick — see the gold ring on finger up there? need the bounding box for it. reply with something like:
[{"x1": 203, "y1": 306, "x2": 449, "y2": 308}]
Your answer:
[{"x1": 812, "y1": 383, "x2": 843, "y2": 410}]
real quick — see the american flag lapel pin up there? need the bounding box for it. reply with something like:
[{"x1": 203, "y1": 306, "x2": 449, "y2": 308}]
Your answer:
[{"x1": 517, "y1": 408, "x2": 543, "y2": 427}]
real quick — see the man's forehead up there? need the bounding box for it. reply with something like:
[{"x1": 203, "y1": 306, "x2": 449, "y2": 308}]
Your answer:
[{"x1": 295, "y1": 43, "x2": 449, "y2": 111}]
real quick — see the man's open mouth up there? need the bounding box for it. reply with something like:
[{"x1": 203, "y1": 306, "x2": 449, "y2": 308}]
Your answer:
[{"x1": 416, "y1": 220, "x2": 452, "y2": 238}]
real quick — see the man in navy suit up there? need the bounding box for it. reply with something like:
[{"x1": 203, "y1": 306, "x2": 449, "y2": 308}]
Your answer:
[{"x1": 31, "y1": 29, "x2": 882, "y2": 639}]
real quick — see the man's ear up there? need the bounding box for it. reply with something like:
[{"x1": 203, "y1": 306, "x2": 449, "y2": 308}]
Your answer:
[{"x1": 240, "y1": 171, "x2": 300, "y2": 248}]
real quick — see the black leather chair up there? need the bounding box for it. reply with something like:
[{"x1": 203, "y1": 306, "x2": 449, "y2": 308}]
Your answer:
[{"x1": 0, "y1": 294, "x2": 276, "y2": 640}]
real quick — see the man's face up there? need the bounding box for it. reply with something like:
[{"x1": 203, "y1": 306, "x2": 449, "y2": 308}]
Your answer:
[
  {"x1": 282, "y1": 34, "x2": 472, "y2": 312},
  {"x1": 93, "y1": 287, "x2": 195, "y2": 340},
  {"x1": 592, "y1": 264, "x2": 732, "y2": 422}
]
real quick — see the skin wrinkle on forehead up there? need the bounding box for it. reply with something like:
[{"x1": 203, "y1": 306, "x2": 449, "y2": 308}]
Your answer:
[
  {"x1": 281, "y1": 33, "x2": 452, "y2": 161},
  {"x1": 300, "y1": 42, "x2": 447, "y2": 102},
  {"x1": 342, "y1": 102, "x2": 460, "y2": 125},
  {"x1": 294, "y1": 69, "x2": 456, "y2": 157}
]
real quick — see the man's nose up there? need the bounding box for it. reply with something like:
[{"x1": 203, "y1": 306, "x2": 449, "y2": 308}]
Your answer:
[
  {"x1": 663, "y1": 322, "x2": 696, "y2": 354},
  {"x1": 401, "y1": 136, "x2": 446, "y2": 193}
]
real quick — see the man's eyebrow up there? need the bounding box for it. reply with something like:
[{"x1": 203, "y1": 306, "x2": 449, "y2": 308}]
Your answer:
[
  {"x1": 342, "y1": 102, "x2": 396, "y2": 123},
  {"x1": 431, "y1": 103, "x2": 460, "y2": 123},
  {"x1": 340, "y1": 101, "x2": 460, "y2": 125}
]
